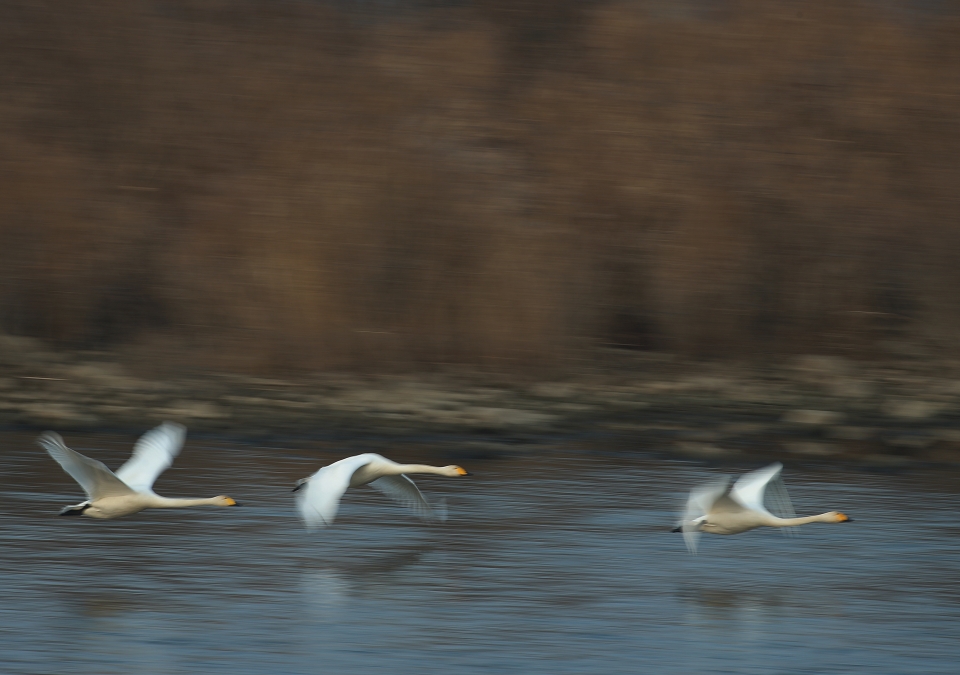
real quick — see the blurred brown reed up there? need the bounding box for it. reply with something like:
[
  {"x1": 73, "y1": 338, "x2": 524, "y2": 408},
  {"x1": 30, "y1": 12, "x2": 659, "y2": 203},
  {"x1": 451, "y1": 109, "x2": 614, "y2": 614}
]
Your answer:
[{"x1": 0, "y1": 1, "x2": 958, "y2": 373}]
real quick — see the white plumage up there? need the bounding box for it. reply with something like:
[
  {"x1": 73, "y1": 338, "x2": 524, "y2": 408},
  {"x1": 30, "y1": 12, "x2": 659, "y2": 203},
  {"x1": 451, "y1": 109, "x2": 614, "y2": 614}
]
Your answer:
[
  {"x1": 294, "y1": 453, "x2": 469, "y2": 528},
  {"x1": 675, "y1": 462, "x2": 851, "y2": 554},
  {"x1": 38, "y1": 423, "x2": 238, "y2": 519}
]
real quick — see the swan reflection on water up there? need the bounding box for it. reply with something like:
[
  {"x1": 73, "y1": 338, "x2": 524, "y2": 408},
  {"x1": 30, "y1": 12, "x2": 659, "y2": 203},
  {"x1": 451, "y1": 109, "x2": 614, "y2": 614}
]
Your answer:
[
  {"x1": 302, "y1": 542, "x2": 437, "y2": 613},
  {"x1": 676, "y1": 583, "x2": 851, "y2": 639},
  {"x1": 676, "y1": 586, "x2": 794, "y2": 640},
  {"x1": 303, "y1": 569, "x2": 350, "y2": 613}
]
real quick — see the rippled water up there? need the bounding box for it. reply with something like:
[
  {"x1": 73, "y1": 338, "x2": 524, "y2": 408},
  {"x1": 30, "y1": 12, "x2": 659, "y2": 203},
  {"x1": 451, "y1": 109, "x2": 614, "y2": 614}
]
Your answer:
[{"x1": 2, "y1": 430, "x2": 960, "y2": 674}]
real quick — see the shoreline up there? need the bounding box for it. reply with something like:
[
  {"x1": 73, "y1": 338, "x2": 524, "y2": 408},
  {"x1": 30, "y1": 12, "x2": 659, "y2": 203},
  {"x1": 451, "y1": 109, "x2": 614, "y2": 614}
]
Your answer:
[{"x1": 3, "y1": 335, "x2": 960, "y2": 468}]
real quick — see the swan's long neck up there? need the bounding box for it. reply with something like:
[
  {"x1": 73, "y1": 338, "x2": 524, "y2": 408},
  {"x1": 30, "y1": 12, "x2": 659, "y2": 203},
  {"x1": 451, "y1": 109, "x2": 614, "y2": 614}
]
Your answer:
[
  {"x1": 148, "y1": 496, "x2": 225, "y2": 508},
  {"x1": 392, "y1": 464, "x2": 449, "y2": 476},
  {"x1": 764, "y1": 512, "x2": 838, "y2": 527}
]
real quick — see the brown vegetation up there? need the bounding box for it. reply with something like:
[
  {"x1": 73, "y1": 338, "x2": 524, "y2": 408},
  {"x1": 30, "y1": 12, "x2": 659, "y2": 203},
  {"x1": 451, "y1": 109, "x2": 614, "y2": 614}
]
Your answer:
[{"x1": 0, "y1": 1, "x2": 958, "y2": 373}]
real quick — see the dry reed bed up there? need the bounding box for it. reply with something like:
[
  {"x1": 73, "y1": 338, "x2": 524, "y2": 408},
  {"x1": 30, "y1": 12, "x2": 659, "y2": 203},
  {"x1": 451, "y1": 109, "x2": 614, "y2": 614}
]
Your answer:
[{"x1": 0, "y1": 1, "x2": 958, "y2": 372}]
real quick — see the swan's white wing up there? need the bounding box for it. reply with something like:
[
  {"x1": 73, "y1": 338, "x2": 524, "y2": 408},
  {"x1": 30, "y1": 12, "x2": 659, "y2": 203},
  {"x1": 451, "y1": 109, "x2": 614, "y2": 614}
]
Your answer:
[
  {"x1": 730, "y1": 462, "x2": 782, "y2": 518},
  {"x1": 296, "y1": 455, "x2": 373, "y2": 529},
  {"x1": 681, "y1": 476, "x2": 730, "y2": 554},
  {"x1": 369, "y1": 475, "x2": 447, "y2": 523},
  {"x1": 38, "y1": 432, "x2": 135, "y2": 501},
  {"x1": 684, "y1": 476, "x2": 730, "y2": 521},
  {"x1": 116, "y1": 422, "x2": 186, "y2": 493}
]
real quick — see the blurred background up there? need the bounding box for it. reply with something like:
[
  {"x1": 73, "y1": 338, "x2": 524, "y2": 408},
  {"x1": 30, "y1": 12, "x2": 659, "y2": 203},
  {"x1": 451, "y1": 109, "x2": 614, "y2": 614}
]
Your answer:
[
  {"x1": 4, "y1": 4, "x2": 960, "y2": 675},
  {"x1": 2, "y1": 0, "x2": 958, "y2": 375}
]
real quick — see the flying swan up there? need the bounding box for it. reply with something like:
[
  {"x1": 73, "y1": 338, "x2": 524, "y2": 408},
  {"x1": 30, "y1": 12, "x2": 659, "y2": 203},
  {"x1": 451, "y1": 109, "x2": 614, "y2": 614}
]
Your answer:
[
  {"x1": 293, "y1": 453, "x2": 470, "y2": 528},
  {"x1": 37, "y1": 422, "x2": 239, "y2": 519},
  {"x1": 673, "y1": 462, "x2": 852, "y2": 554}
]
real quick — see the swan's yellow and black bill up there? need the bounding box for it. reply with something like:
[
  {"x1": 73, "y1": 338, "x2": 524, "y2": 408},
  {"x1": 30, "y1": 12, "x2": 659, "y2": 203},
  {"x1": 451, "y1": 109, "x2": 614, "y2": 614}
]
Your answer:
[
  {"x1": 455, "y1": 466, "x2": 472, "y2": 476},
  {"x1": 836, "y1": 512, "x2": 852, "y2": 522},
  {"x1": 224, "y1": 497, "x2": 239, "y2": 506}
]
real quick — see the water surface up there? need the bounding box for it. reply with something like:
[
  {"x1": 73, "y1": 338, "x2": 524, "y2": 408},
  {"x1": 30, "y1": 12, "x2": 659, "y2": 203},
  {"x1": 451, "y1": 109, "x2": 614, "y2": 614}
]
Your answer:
[{"x1": 2, "y1": 431, "x2": 959, "y2": 674}]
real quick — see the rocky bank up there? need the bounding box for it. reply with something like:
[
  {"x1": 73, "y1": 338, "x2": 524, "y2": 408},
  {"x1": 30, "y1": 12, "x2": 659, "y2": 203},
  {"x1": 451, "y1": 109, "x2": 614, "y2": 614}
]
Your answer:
[{"x1": 3, "y1": 334, "x2": 960, "y2": 467}]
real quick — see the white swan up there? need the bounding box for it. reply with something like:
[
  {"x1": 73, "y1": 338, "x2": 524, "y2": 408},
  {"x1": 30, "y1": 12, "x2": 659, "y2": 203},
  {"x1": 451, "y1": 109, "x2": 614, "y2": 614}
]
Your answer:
[
  {"x1": 673, "y1": 462, "x2": 852, "y2": 554},
  {"x1": 38, "y1": 422, "x2": 239, "y2": 519},
  {"x1": 293, "y1": 453, "x2": 470, "y2": 528}
]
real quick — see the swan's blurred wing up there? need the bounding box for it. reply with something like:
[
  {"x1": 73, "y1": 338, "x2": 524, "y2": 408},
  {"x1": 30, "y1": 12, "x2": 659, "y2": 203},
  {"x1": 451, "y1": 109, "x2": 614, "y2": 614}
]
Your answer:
[
  {"x1": 685, "y1": 476, "x2": 731, "y2": 520},
  {"x1": 764, "y1": 473, "x2": 799, "y2": 536},
  {"x1": 116, "y1": 422, "x2": 186, "y2": 493},
  {"x1": 296, "y1": 455, "x2": 372, "y2": 529},
  {"x1": 38, "y1": 432, "x2": 135, "y2": 501},
  {"x1": 730, "y1": 462, "x2": 782, "y2": 518},
  {"x1": 369, "y1": 475, "x2": 447, "y2": 523},
  {"x1": 681, "y1": 476, "x2": 730, "y2": 554}
]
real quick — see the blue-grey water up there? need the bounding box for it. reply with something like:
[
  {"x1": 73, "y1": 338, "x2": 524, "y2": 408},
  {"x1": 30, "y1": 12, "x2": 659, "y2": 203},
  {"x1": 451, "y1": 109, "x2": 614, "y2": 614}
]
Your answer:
[{"x1": 2, "y1": 431, "x2": 959, "y2": 674}]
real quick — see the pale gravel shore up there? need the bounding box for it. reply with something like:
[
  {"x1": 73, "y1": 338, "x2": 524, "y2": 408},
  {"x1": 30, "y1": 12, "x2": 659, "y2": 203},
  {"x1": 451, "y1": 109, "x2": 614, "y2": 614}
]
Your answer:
[{"x1": 3, "y1": 334, "x2": 960, "y2": 466}]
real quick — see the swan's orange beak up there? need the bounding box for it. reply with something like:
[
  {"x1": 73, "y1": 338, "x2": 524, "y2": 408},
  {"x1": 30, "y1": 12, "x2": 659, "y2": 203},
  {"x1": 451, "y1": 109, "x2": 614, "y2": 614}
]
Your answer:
[
  {"x1": 836, "y1": 512, "x2": 852, "y2": 522},
  {"x1": 224, "y1": 497, "x2": 238, "y2": 506},
  {"x1": 455, "y1": 466, "x2": 471, "y2": 476}
]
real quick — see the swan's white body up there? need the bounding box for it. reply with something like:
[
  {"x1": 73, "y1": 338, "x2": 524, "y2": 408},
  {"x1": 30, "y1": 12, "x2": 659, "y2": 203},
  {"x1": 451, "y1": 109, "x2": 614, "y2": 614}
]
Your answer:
[
  {"x1": 676, "y1": 462, "x2": 851, "y2": 554},
  {"x1": 38, "y1": 423, "x2": 238, "y2": 519},
  {"x1": 294, "y1": 453, "x2": 469, "y2": 528}
]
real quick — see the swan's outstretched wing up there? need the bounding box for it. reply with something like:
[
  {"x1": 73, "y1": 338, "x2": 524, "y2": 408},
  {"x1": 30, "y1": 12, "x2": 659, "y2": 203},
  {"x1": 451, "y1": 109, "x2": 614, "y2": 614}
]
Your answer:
[
  {"x1": 369, "y1": 475, "x2": 447, "y2": 523},
  {"x1": 116, "y1": 422, "x2": 186, "y2": 493},
  {"x1": 681, "y1": 476, "x2": 730, "y2": 554},
  {"x1": 730, "y1": 462, "x2": 782, "y2": 518},
  {"x1": 763, "y1": 471, "x2": 799, "y2": 536},
  {"x1": 296, "y1": 455, "x2": 373, "y2": 529},
  {"x1": 38, "y1": 432, "x2": 135, "y2": 501}
]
